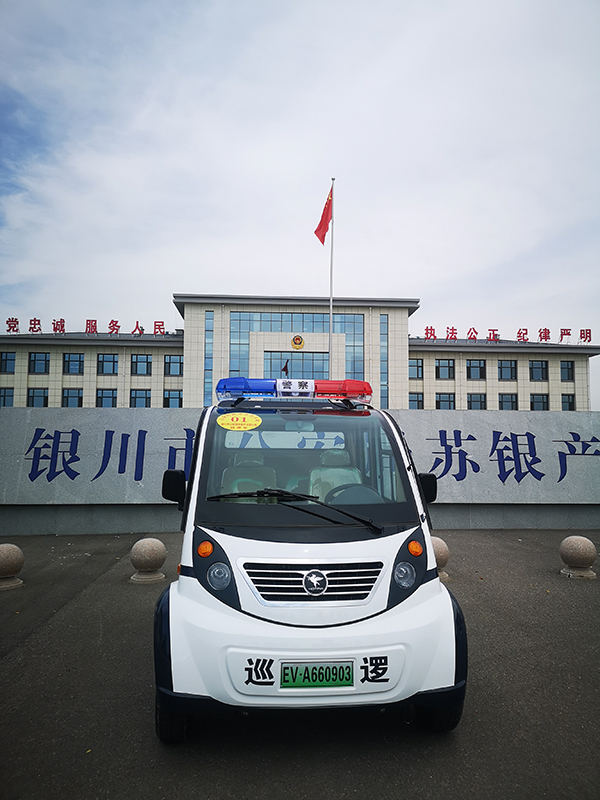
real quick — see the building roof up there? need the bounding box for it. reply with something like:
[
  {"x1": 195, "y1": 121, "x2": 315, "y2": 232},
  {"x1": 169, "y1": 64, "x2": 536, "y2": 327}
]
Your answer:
[
  {"x1": 0, "y1": 331, "x2": 184, "y2": 348},
  {"x1": 173, "y1": 293, "x2": 421, "y2": 317}
]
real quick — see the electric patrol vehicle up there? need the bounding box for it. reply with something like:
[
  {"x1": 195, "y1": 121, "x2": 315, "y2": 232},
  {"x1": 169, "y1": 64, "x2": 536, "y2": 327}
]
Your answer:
[{"x1": 156, "y1": 377, "x2": 467, "y2": 742}]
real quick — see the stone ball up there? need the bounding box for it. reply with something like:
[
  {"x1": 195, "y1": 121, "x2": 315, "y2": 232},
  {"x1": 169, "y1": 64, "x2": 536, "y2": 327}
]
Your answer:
[
  {"x1": 130, "y1": 538, "x2": 167, "y2": 572},
  {"x1": 559, "y1": 536, "x2": 597, "y2": 569},
  {"x1": 0, "y1": 544, "x2": 25, "y2": 578},
  {"x1": 431, "y1": 536, "x2": 449, "y2": 570}
]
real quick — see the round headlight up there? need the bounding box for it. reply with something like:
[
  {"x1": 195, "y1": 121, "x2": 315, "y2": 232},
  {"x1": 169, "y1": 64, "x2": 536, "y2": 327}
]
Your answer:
[
  {"x1": 393, "y1": 561, "x2": 416, "y2": 589},
  {"x1": 207, "y1": 562, "x2": 231, "y2": 590}
]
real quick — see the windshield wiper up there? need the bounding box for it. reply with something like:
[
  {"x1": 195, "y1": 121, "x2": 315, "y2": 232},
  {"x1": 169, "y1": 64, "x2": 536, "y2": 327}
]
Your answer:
[{"x1": 206, "y1": 488, "x2": 384, "y2": 535}]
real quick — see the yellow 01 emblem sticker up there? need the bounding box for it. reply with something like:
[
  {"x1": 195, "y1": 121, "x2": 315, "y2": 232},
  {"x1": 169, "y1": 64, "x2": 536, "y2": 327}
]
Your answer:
[{"x1": 217, "y1": 412, "x2": 262, "y2": 431}]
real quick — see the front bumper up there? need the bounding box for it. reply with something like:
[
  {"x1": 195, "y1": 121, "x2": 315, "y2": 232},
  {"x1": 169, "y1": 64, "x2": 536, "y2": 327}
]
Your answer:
[{"x1": 155, "y1": 575, "x2": 466, "y2": 713}]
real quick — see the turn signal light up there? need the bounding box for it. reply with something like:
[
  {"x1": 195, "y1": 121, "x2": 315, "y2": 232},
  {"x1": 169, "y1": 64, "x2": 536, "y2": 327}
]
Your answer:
[
  {"x1": 197, "y1": 541, "x2": 214, "y2": 558},
  {"x1": 408, "y1": 540, "x2": 423, "y2": 557}
]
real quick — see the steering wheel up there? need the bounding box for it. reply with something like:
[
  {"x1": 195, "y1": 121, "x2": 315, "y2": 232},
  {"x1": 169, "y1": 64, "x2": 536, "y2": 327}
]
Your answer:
[{"x1": 323, "y1": 484, "x2": 385, "y2": 505}]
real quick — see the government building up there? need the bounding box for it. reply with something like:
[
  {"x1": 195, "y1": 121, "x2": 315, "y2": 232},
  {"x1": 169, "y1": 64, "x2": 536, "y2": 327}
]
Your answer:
[{"x1": 1, "y1": 293, "x2": 598, "y2": 411}]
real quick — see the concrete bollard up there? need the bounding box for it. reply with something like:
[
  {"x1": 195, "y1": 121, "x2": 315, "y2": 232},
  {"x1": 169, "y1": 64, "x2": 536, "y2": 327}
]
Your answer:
[
  {"x1": 431, "y1": 536, "x2": 449, "y2": 581},
  {"x1": 0, "y1": 544, "x2": 25, "y2": 591},
  {"x1": 559, "y1": 535, "x2": 597, "y2": 580},
  {"x1": 130, "y1": 538, "x2": 167, "y2": 583}
]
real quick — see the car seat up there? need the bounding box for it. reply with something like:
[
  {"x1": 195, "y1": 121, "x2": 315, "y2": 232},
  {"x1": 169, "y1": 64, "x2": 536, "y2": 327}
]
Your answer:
[
  {"x1": 220, "y1": 452, "x2": 277, "y2": 497},
  {"x1": 308, "y1": 450, "x2": 362, "y2": 502}
]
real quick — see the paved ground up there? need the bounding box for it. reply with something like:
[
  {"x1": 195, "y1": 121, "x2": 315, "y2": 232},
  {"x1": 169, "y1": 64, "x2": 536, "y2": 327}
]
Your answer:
[{"x1": 0, "y1": 528, "x2": 598, "y2": 800}]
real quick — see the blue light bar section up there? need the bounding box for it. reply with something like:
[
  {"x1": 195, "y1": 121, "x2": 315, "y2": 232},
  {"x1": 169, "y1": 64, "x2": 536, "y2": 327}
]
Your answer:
[{"x1": 215, "y1": 377, "x2": 277, "y2": 400}]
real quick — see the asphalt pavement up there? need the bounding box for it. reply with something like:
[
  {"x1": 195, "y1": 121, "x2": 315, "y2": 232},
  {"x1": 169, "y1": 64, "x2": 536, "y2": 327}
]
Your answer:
[{"x1": 0, "y1": 528, "x2": 598, "y2": 800}]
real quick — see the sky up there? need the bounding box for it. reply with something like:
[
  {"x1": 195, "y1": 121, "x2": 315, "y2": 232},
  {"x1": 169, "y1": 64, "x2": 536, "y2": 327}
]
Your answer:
[{"x1": 1, "y1": 0, "x2": 599, "y2": 405}]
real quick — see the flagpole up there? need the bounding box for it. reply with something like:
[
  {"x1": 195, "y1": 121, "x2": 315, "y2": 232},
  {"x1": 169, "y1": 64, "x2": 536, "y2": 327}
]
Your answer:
[{"x1": 328, "y1": 178, "x2": 335, "y2": 379}]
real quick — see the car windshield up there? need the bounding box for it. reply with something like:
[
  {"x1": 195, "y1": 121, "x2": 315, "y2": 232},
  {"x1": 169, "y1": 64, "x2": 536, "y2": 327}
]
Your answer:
[{"x1": 194, "y1": 406, "x2": 419, "y2": 542}]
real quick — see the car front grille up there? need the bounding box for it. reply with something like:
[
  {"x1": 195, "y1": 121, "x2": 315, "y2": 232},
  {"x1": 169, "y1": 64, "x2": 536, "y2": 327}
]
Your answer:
[{"x1": 242, "y1": 561, "x2": 384, "y2": 603}]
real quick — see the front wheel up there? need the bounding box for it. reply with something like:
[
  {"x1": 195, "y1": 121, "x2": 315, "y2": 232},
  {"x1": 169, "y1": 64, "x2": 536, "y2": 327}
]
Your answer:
[
  {"x1": 155, "y1": 701, "x2": 188, "y2": 743},
  {"x1": 413, "y1": 701, "x2": 464, "y2": 733}
]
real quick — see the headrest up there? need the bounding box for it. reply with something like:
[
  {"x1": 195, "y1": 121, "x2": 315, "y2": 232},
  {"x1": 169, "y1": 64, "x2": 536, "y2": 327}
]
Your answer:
[
  {"x1": 320, "y1": 449, "x2": 351, "y2": 467},
  {"x1": 233, "y1": 451, "x2": 265, "y2": 466}
]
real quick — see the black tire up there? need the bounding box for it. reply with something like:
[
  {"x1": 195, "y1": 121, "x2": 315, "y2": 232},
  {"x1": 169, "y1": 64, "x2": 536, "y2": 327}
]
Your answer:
[
  {"x1": 414, "y1": 701, "x2": 464, "y2": 733},
  {"x1": 155, "y1": 701, "x2": 188, "y2": 743}
]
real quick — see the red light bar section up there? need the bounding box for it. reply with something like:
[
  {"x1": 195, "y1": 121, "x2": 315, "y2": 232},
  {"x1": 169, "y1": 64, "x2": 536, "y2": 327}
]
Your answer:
[{"x1": 314, "y1": 380, "x2": 372, "y2": 401}]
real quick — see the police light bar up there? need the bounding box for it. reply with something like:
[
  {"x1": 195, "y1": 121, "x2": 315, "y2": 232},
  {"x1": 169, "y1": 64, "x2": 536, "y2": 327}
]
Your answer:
[{"x1": 215, "y1": 377, "x2": 372, "y2": 403}]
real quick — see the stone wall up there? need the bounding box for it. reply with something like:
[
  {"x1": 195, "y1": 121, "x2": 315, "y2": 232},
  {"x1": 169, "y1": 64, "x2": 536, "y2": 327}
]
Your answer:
[{"x1": 1, "y1": 408, "x2": 598, "y2": 533}]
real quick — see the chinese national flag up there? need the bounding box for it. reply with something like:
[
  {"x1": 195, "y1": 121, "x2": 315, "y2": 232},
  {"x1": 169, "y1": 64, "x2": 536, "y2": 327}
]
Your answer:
[{"x1": 314, "y1": 190, "x2": 332, "y2": 244}]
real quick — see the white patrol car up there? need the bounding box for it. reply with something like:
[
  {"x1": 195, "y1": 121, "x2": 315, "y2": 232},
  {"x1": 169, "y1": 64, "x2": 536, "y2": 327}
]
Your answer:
[{"x1": 156, "y1": 377, "x2": 467, "y2": 742}]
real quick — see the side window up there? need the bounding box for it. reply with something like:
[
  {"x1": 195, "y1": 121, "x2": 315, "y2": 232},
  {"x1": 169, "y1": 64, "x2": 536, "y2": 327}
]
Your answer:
[
  {"x1": 362, "y1": 431, "x2": 372, "y2": 480},
  {"x1": 380, "y1": 429, "x2": 395, "y2": 500},
  {"x1": 362, "y1": 428, "x2": 407, "y2": 503}
]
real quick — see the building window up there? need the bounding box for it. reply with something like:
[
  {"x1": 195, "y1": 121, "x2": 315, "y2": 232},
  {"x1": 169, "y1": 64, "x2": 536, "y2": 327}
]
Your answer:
[
  {"x1": 409, "y1": 359, "x2": 423, "y2": 379},
  {"x1": 529, "y1": 360, "x2": 548, "y2": 381},
  {"x1": 96, "y1": 389, "x2": 117, "y2": 408},
  {"x1": 130, "y1": 389, "x2": 151, "y2": 407},
  {"x1": 27, "y1": 388, "x2": 48, "y2": 407},
  {"x1": 435, "y1": 359, "x2": 454, "y2": 380},
  {"x1": 499, "y1": 393, "x2": 518, "y2": 410},
  {"x1": 242, "y1": 312, "x2": 330, "y2": 334},
  {"x1": 164, "y1": 390, "x2": 183, "y2": 408},
  {"x1": 98, "y1": 354, "x2": 118, "y2": 375},
  {"x1": 562, "y1": 394, "x2": 575, "y2": 411},
  {"x1": 62, "y1": 388, "x2": 83, "y2": 407},
  {"x1": 63, "y1": 353, "x2": 84, "y2": 374},
  {"x1": 436, "y1": 393, "x2": 455, "y2": 409},
  {"x1": 409, "y1": 392, "x2": 424, "y2": 409},
  {"x1": 165, "y1": 355, "x2": 183, "y2": 376},
  {"x1": 229, "y1": 312, "x2": 363, "y2": 380},
  {"x1": 380, "y1": 314, "x2": 388, "y2": 409},
  {"x1": 264, "y1": 352, "x2": 329, "y2": 380},
  {"x1": 204, "y1": 310, "x2": 214, "y2": 406},
  {"x1": 530, "y1": 394, "x2": 549, "y2": 411},
  {"x1": 0, "y1": 388, "x2": 14, "y2": 407},
  {"x1": 498, "y1": 360, "x2": 517, "y2": 380},
  {"x1": 29, "y1": 352, "x2": 50, "y2": 374},
  {"x1": 561, "y1": 361, "x2": 574, "y2": 382},
  {"x1": 466, "y1": 360, "x2": 486, "y2": 380},
  {"x1": 336, "y1": 314, "x2": 364, "y2": 379},
  {"x1": 131, "y1": 354, "x2": 152, "y2": 375},
  {"x1": 467, "y1": 393, "x2": 487, "y2": 410},
  {"x1": 1, "y1": 352, "x2": 15, "y2": 374}
]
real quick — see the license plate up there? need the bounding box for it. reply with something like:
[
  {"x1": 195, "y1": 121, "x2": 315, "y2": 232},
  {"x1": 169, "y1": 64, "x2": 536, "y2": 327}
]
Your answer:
[{"x1": 280, "y1": 661, "x2": 354, "y2": 688}]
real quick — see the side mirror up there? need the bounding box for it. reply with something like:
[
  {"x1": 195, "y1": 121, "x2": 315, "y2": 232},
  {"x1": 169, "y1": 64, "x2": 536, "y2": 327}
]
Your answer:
[
  {"x1": 418, "y1": 472, "x2": 437, "y2": 504},
  {"x1": 162, "y1": 469, "x2": 187, "y2": 510}
]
